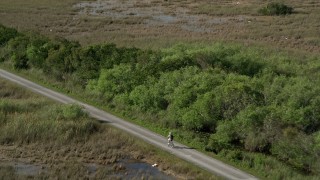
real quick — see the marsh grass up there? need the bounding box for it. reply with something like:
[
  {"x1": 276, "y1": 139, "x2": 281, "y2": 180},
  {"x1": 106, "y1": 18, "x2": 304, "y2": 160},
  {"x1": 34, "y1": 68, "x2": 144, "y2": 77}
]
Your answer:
[
  {"x1": 194, "y1": 3, "x2": 259, "y2": 16},
  {"x1": 0, "y1": 165, "x2": 16, "y2": 179},
  {"x1": 0, "y1": 0, "x2": 319, "y2": 53},
  {"x1": 0, "y1": 104, "x2": 99, "y2": 144},
  {"x1": 0, "y1": 78, "x2": 99, "y2": 144}
]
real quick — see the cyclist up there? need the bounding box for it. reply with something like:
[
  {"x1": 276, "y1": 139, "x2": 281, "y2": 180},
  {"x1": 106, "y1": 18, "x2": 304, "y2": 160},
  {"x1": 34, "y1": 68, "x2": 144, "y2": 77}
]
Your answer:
[{"x1": 167, "y1": 132, "x2": 174, "y2": 148}]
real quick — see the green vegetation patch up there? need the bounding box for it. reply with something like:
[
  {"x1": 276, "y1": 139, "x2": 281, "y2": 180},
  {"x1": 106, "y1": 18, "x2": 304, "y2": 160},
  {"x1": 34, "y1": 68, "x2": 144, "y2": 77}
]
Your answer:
[
  {"x1": 0, "y1": 24, "x2": 19, "y2": 46},
  {"x1": 258, "y1": 2, "x2": 293, "y2": 16}
]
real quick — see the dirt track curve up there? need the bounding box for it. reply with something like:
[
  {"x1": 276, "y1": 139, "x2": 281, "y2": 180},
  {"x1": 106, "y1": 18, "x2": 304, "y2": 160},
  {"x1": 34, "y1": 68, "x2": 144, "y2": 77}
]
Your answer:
[{"x1": 0, "y1": 69, "x2": 257, "y2": 180}]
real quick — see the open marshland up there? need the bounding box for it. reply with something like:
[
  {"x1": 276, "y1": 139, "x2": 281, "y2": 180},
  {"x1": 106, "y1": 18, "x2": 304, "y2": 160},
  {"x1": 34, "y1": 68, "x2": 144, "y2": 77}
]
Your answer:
[{"x1": 0, "y1": 0, "x2": 319, "y2": 52}]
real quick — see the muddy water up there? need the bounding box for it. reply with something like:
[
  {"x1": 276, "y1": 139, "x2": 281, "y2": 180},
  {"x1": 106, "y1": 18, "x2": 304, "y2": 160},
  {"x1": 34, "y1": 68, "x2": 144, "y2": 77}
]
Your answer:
[
  {"x1": 73, "y1": 0, "x2": 248, "y2": 33},
  {"x1": 9, "y1": 162, "x2": 44, "y2": 176},
  {"x1": 120, "y1": 159, "x2": 174, "y2": 180},
  {"x1": 84, "y1": 160, "x2": 174, "y2": 179},
  {"x1": 0, "y1": 160, "x2": 173, "y2": 179}
]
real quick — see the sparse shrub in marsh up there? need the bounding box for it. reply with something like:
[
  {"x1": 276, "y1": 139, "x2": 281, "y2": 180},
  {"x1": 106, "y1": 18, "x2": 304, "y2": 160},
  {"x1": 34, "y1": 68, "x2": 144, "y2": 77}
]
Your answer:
[
  {"x1": 258, "y1": 2, "x2": 293, "y2": 16},
  {"x1": 44, "y1": 104, "x2": 88, "y2": 120},
  {"x1": 0, "y1": 100, "x2": 18, "y2": 115},
  {"x1": 58, "y1": 118, "x2": 100, "y2": 142},
  {"x1": 62, "y1": 104, "x2": 88, "y2": 120}
]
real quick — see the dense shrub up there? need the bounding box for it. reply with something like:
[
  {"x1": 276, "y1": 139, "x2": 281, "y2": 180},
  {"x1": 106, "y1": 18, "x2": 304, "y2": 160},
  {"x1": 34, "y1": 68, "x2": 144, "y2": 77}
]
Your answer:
[
  {"x1": 26, "y1": 35, "x2": 50, "y2": 69},
  {"x1": 259, "y1": 2, "x2": 293, "y2": 16},
  {"x1": 0, "y1": 25, "x2": 19, "y2": 46},
  {"x1": 7, "y1": 36, "x2": 30, "y2": 69}
]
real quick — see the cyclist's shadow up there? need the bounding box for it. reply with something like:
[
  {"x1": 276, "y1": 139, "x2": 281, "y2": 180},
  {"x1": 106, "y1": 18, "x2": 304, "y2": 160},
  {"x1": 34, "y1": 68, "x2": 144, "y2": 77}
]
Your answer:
[{"x1": 173, "y1": 146, "x2": 195, "y2": 150}]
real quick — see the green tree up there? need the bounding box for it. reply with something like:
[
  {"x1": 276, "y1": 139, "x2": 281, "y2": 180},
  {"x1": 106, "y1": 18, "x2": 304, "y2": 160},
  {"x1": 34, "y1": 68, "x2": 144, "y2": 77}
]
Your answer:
[
  {"x1": 44, "y1": 39, "x2": 80, "y2": 80},
  {"x1": 87, "y1": 64, "x2": 143, "y2": 101},
  {"x1": 214, "y1": 74, "x2": 264, "y2": 120},
  {"x1": 26, "y1": 36, "x2": 50, "y2": 69}
]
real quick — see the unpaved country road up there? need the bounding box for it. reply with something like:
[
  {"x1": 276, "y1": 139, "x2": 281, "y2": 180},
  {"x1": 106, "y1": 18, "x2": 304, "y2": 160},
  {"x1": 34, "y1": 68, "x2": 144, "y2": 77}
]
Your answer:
[{"x1": 0, "y1": 69, "x2": 257, "y2": 180}]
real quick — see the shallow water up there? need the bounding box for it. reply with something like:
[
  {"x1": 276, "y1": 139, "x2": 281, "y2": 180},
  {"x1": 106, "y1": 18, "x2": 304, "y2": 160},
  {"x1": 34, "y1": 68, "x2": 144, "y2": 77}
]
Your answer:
[
  {"x1": 0, "y1": 162, "x2": 44, "y2": 176},
  {"x1": 73, "y1": 0, "x2": 246, "y2": 33},
  {"x1": 122, "y1": 160, "x2": 174, "y2": 180},
  {"x1": 14, "y1": 162, "x2": 43, "y2": 176},
  {"x1": 0, "y1": 160, "x2": 173, "y2": 179},
  {"x1": 85, "y1": 160, "x2": 174, "y2": 179}
]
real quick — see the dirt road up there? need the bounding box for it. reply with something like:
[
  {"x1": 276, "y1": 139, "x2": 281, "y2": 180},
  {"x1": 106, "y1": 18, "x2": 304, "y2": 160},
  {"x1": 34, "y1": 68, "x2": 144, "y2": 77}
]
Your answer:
[{"x1": 0, "y1": 69, "x2": 257, "y2": 180}]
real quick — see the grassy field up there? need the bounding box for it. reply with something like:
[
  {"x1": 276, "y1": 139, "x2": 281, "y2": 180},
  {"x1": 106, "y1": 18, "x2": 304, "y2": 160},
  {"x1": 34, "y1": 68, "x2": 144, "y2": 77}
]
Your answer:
[
  {"x1": 0, "y1": 0, "x2": 319, "y2": 53},
  {"x1": 0, "y1": 78, "x2": 216, "y2": 179}
]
